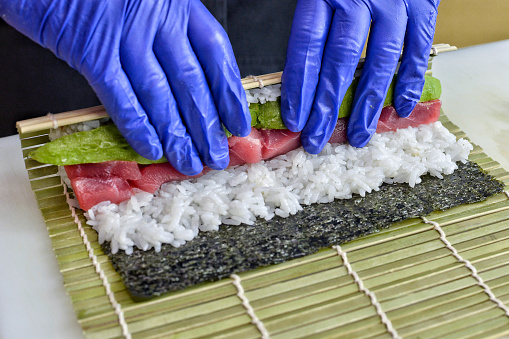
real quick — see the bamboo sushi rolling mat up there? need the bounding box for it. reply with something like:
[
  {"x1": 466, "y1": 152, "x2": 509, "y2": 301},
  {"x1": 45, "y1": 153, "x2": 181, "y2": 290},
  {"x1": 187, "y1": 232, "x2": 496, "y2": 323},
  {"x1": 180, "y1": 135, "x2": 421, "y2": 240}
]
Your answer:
[{"x1": 17, "y1": 111, "x2": 509, "y2": 339}]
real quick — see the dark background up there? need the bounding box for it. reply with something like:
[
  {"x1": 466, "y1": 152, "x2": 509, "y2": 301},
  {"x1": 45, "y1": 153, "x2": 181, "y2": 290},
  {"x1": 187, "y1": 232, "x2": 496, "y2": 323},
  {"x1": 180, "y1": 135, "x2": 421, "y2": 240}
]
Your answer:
[{"x1": 0, "y1": 0, "x2": 297, "y2": 137}]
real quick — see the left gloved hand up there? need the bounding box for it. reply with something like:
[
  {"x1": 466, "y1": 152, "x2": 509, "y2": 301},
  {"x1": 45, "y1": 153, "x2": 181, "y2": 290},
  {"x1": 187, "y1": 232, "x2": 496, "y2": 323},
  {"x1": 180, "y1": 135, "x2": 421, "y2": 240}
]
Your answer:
[
  {"x1": 281, "y1": 0, "x2": 440, "y2": 153},
  {"x1": 0, "y1": 0, "x2": 251, "y2": 176}
]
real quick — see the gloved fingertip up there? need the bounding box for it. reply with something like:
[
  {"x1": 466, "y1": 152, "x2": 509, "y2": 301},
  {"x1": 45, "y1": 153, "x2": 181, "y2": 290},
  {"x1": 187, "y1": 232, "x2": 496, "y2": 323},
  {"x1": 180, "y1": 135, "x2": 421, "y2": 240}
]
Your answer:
[
  {"x1": 137, "y1": 143, "x2": 164, "y2": 162},
  {"x1": 236, "y1": 126, "x2": 252, "y2": 138},
  {"x1": 172, "y1": 154, "x2": 204, "y2": 177},
  {"x1": 281, "y1": 93, "x2": 306, "y2": 133},
  {"x1": 347, "y1": 130, "x2": 373, "y2": 148},
  {"x1": 281, "y1": 113, "x2": 306, "y2": 133},
  {"x1": 234, "y1": 106, "x2": 253, "y2": 137},
  {"x1": 148, "y1": 148, "x2": 164, "y2": 161},
  {"x1": 207, "y1": 152, "x2": 230, "y2": 171},
  {"x1": 287, "y1": 120, "x2": 306, "y2": 133},
  {"x1": 226, "y1": 121, "x2": 251, "y2": 138},
  {"x1": 301, "y1": 136, "x2": 325, "y2": 155},
  {"x1": 394, "y1": 96, "x2": 417, "y2": 118},
  {"x1": 220, "y1": 97, "x2": 251, "y2": 137}
]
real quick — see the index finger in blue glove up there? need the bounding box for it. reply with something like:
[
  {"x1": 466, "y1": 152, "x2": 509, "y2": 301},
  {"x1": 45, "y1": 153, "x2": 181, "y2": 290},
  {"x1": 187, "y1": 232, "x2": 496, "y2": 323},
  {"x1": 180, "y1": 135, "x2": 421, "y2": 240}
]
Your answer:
[
  {"x1": 300, "y1": 2, "x2": 371, "y2": 154},
  {"x1": 119, "y1": 1, "x2": 203, "y2": 176},
  {"x1": 394, "y1": 0, "x2": 440, "y2": 118},
  {"x1": 88, "y1": 60, "x2": 165, "y2": 162},
  {"x1": 188, "y1": 0, "x2": 251, "y2": 138},
  {"x1": 154, "y1": 0, "x2": 229, "y2": 172},
  {"x1": 347, "y1": 1, "x2": 408, "y2": 148},
  {"x1": 281, "y1": 0, "x2": 333, "y2": 133}
]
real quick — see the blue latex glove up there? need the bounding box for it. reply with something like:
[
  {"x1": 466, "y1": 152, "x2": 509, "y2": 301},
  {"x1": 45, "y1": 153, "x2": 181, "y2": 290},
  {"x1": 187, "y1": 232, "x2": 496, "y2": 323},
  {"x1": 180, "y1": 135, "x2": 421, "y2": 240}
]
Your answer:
[
  {"x1": 281, "y1": 0, "x2": 440, "y2": 152},
  {"x1": 0, "y1": 0, "x2": 251, "y2": 175}
]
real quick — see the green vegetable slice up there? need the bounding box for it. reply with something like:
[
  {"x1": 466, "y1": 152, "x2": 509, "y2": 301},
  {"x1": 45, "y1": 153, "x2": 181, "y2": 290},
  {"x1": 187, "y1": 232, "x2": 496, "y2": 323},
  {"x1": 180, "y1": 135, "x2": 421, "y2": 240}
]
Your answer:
[
  {"x1": 254, "y1": 98, "x2": 286, "y2": 129},
  {"x1": 250, "y1": 75, "x2": 441, "y2": 122},
  {"x1": 31, "y1": 124, "x2": 166, "y2": 165}
]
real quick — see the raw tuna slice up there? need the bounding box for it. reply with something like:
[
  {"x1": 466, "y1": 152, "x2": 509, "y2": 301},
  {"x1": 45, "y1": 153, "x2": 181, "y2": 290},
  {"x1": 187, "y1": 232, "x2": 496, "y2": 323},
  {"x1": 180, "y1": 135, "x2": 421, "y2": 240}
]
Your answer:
[
  {"x1": 70, "y1": 177, "x2": 133, "y2": 210},
  {"x1": 132, "y1": 128, "x2": 263, "y2": 193},
  {"x1": 328, "y1": 117, "x2": 348, "y2": 144},
  {"x1": 130, "y1": 163, "x2": 210, "y2": 194},
  {"x1": 376, "y1": 100, "x2": 441, "y2": 133},
  {"x1": 228, "y1": 128, "x2": 263, "y2": 164},
  {"x1": 260, "y1": 129, "x2": 301, "y2": 159},
  {"x1": 258, "y1": 100, "x2": 441, "y2": 159},
  {"x1": 64, "y1": 161, "x2": 142, "y2": 180}
]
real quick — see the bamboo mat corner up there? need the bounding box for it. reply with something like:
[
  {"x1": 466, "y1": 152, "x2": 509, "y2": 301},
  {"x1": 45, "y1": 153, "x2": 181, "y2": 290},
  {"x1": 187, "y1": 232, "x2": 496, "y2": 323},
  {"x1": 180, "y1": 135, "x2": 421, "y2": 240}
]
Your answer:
[{"x1": 19, "y1": 114, "x2": 509, "y2": 339}]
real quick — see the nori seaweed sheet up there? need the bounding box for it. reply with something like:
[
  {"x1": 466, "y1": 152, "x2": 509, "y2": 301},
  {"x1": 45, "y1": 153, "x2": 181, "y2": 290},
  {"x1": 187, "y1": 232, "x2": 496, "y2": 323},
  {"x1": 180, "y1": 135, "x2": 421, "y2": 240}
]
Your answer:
[{"x1": 101, "y1": 161, "x2": 504, "y2": 300}]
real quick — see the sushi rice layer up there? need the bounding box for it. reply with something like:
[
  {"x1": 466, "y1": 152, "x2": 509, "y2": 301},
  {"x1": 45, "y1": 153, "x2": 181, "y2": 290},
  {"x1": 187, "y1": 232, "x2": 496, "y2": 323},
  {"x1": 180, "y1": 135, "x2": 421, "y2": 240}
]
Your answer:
[{"x1": 84, "y1": 122, "x2": 472, "y2": 254}]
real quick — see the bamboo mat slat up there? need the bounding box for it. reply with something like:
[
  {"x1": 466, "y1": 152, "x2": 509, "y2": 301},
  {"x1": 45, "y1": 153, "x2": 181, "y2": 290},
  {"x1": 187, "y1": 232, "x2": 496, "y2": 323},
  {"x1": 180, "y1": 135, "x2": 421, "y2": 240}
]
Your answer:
[{"x1": 18, "y1": 114, "x2": 509, "y2": 339}]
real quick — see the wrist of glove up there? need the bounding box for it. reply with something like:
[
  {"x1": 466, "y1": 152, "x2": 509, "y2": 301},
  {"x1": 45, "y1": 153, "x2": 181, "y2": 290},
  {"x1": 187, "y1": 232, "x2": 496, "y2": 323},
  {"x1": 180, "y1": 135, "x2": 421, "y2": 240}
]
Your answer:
[
  {"x1": 281, "y1": 0, "x2": 440, "y2": 153},
  {"x1": 1, "y1": 0, "x2": 251, "y2": 176}
]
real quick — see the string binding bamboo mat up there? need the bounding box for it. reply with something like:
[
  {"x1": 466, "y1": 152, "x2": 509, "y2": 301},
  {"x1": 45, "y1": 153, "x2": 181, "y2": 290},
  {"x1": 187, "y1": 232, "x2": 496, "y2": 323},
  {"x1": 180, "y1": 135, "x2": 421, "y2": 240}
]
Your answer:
[{"x1": 18, "y1": 113, "x2": 509, "y2": 339}]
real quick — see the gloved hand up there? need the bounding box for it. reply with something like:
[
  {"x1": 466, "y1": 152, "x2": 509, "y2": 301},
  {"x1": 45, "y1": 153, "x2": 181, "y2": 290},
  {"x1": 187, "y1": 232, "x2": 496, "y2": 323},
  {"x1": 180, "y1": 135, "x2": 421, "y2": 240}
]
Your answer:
[
  {"x1": 0, "y1": 0, "x2": 251, "y2": 175},
  {"x1": 281, "y1": 0, "x2": 440, "y2": 152}
]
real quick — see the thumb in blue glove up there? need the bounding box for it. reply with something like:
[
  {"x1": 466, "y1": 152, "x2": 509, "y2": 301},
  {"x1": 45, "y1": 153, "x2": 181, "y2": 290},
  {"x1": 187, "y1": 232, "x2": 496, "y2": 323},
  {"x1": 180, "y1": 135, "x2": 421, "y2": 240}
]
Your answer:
[
  {"x1": 281, "y1": 0, "x2": 440, "y2": 152},
  {"x1": 0, "y1": 0, "x2": 251, "y2": 176}
]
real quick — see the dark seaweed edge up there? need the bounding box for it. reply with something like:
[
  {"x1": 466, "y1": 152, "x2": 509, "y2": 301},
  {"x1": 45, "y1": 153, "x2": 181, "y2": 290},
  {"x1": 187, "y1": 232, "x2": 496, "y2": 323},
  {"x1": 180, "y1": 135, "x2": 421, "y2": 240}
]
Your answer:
[{"x1": 101, "y1": 160, "x2": 504, "y2": 300}]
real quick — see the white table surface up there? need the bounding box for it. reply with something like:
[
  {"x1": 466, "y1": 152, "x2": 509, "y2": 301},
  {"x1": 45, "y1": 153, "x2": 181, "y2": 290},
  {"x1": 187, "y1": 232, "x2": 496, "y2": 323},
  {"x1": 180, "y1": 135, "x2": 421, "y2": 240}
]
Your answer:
[{"x1": 1, "y1": 40, "x2": 508, "y2": 339}]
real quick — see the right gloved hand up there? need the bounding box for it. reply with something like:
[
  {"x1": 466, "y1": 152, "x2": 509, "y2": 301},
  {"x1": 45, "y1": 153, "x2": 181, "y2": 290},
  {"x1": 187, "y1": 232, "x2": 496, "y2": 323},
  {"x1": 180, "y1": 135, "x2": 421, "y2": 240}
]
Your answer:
[
  {"x1": 0, "y1": 0, "x2": 251, "y2": 176},
  {"x1": 281, "y1": 0, "x2": 440, "y2": 153}
]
